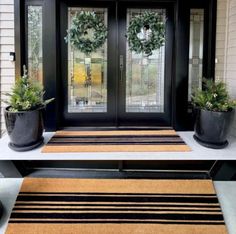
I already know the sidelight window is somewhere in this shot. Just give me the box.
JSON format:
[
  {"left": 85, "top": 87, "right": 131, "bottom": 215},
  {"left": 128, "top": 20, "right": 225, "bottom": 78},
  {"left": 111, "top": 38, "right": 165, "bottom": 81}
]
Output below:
[
  {"left": 188, "top": 9, "right": 204, "bottom": 101},
  {"left": 27, "top": 5, "right": 43, "bottom": 82}
]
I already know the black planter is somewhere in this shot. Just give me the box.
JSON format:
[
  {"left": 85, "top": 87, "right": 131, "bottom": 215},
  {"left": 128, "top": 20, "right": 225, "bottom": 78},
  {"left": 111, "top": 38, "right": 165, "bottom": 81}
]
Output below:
[
  {"left": 4, "top": 106, "right": 45, "bottom": 151},
  {"left": 194, "top": 108, "right": 235, "bottom": 149}
]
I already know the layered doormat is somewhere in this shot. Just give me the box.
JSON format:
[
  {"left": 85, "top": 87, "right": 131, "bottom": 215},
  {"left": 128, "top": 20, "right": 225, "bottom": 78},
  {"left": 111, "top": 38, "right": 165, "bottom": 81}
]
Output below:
[
  {"left": 42, "top": 130, "right": 191, "bottom": 153},
  {"left": 6, "top": 178, "right": 227, "bottom": 234}
]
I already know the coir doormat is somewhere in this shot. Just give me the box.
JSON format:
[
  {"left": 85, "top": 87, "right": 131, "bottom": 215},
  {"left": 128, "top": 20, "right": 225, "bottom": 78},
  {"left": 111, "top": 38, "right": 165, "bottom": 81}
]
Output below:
[
  {"left": 6, "top": 178, "right": 227, "bottom": 234},
  {"left": 42, "top": 130, "right": 191, "bottom": 153}
]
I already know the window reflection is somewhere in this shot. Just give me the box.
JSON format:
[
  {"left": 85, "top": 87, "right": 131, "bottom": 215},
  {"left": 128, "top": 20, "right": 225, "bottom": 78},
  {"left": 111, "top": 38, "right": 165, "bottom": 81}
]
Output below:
[
  {"left": 68, "top": 8, "right": 108, "bottom": 113},
  {"left": 188, "top": 9, "right": 204, "bottom": 101},
  {"left": 27, "top": 6, "right": 43, "bottom": 82},
  {"left": 126, "top": 9, "right": 166, "bottom": 113}
]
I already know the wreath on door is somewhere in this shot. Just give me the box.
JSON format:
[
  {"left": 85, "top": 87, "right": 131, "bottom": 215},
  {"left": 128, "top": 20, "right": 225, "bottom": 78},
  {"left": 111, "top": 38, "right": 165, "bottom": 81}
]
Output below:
[
  {"left": 126, "top": 11, "right": 166, "bottom": 56},
  {"left": 65, "top": 11, "right": 108, "bottom": 55}
]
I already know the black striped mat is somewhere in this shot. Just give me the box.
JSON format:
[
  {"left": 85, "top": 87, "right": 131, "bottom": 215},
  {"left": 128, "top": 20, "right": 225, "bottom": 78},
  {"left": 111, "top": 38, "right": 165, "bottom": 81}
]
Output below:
[
  {"left": 6, "top": 179, "right": 227, "bottom": 234},
  {"left": 42, "top": 130, "right": 191, "bottom": 152}
]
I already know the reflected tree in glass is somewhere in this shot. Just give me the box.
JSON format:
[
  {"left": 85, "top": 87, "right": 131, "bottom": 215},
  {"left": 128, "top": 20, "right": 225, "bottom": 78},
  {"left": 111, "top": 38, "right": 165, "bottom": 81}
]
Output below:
[
  {"left": 126, "top": 9, "right": 166, "bottom": 113},
  {"left": 67, "top": 8, "right": 108, "bottom": 113},
  {"left": 188, "top": 9, "right": 204, "bottom": 101},
  {"left": 28, "top": 6, "right": 43, "bottom": 82}
]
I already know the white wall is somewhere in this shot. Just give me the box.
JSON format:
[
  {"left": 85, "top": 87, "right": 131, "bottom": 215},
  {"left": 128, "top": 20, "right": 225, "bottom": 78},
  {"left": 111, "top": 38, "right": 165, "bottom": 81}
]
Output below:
[
  {"left": 215, "top": 0, "right": 236, "bottom": 136},
  {"left": 215, "top": 0, "right": 228, "bottom": 82},
  {"left": 0, "top": 0, "right": 15, "bottom": 135},
  {"left": 225, "top": 0, "right": 236, "bottom": 136}
]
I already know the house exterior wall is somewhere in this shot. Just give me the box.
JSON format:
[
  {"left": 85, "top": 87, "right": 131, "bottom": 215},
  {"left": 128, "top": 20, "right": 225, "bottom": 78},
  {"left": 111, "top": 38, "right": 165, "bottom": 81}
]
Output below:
[
  {"left": 0, "top": 0, "right": 15, "bottom": 136},
  {"left": 215, "top": 0, "right": 228, "bottom": 82},
  {"left": 216, "top": 0, "right": 236, "bottom": 136},
  {"left": 225, "top": 0, "right": 236, "bottom": 136},
  {"left": 0, "top": 0, "right": 235, "bottom": 135}
]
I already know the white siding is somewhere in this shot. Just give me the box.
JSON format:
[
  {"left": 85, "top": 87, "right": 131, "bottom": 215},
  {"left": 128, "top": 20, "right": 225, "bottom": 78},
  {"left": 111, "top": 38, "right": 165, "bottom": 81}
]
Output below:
[
  {"left": 225, "top": 0, "right": 236, "bottom": 136},
  {"left": 215, "top": 0, "right": 228, "bottom": 81},
  {"left": 0, "top": 0, "right": 15, "bottom": 135}
]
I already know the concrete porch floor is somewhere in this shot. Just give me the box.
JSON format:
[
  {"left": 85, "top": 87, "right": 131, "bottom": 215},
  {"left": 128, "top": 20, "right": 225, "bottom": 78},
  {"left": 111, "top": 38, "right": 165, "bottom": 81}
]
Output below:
[
  {"left": 0, "top": 179, "right": 235, "bottom": 234},
  {"left": 0, "top": 131, "right": 236, "bottom": 233},
  {"left": 0, "top": 132, "right": 236, "bottom": 160}
]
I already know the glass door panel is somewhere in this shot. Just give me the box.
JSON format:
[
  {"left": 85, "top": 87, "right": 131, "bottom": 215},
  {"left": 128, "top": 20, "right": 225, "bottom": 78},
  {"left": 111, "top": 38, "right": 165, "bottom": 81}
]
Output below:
[
  {"left": 60, "top": 1, "right": 117, "bottom": 127},
  {"left": 67, "top": 8, "right": 108, "bottom": 113},
  {"left": 126, "top": 9, "right": 166, "bottom": 113},
  {"left": 118, "top": 3, "right": 173, "bottom": 126}
]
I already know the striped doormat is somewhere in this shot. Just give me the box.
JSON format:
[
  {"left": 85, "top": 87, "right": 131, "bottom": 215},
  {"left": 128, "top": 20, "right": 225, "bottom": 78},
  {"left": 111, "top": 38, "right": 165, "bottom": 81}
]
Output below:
[
  {"left": 42, "top": 130, "right": 191, "bottom": 153},
  {"left": 6, "top": 178, "right": 227, "bottom": 234}
]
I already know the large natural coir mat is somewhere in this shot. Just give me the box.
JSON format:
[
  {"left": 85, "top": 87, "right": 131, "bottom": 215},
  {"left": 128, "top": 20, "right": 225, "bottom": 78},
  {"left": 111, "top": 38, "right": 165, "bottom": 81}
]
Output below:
[
  {"left": 42, "top": 130, "right": 191, "bottom": 153},
  {"left": 6, "top": 178, "right": 227, "bottom": 234}
]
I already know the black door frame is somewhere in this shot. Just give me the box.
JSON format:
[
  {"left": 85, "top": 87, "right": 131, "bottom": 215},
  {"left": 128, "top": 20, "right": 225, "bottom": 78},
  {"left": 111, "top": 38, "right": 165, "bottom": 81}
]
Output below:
[
  {"left": 60, "top": 0, "right": 118, "bottom": 127},
  {"left": 60, "top": 1, "right": 174, "bottom": 127},
  {"left": 174, "top": 0, "right": 217, "bottom": 130},
  {"left": 14, "top": 0, "right": 217, "bottom": 131}
]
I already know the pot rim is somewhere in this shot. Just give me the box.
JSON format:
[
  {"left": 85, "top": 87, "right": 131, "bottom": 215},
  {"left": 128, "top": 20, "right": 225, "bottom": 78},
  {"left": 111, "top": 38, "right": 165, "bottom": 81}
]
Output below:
[
  {"left": 194, "top": 107, "right": 235, "bottom": 114},
  {"left": 4, "top": 105, "right": 45, "bottom": 113}
]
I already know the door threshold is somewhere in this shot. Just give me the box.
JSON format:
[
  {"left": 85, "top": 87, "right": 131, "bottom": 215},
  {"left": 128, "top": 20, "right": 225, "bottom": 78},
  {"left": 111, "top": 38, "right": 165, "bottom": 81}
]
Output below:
[
  {"left": 27, "top": 169, "right": 210, "bottom": 180},
  {"left": 60, "top": 126, "right": 173, "bottom": 131}
]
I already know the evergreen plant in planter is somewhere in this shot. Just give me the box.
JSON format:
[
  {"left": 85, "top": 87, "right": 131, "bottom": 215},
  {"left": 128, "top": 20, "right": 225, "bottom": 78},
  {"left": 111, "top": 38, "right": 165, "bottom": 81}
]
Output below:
[
  {"left": 192, "top": 79, "right": 236, "bottom": 149},
  {"left": 3, "top": 66, "right": 54, "bottom": 151}
]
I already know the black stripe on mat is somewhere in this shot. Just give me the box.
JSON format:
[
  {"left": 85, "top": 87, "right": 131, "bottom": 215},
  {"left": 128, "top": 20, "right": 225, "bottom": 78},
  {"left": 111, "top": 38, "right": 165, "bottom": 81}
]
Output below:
[
  {"left": 52, "top": 135, "right": 181, "bottom": 139},
  {"left": 14, "top": 203, "right": 221, "bottom": 208},
  {"left": 8, "top": 220, "right": 225, "bottom": 225},
  {"left": 46, "top": 141, "right": 186, "bottom": 145},
  {"left": 10, "top": 212, "right": 224, "bottom": 221},
  {"left": 16, "top": 196, "right": 219, "bottom": 203},
  {"left": 50, "top": 138, "right": 183, "bottom": 143},
  {"left": 12, "top": 208, "right": 222, "bottom": 212},
  {"left": 18, "top": 192, "right": 217, "bottom": 196}
]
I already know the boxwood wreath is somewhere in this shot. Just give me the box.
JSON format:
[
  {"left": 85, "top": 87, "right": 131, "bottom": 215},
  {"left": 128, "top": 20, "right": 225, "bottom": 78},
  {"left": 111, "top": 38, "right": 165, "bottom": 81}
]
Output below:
[
  {"left": 65, "top": 11, "right": 108, "bottom": 55},
  {"left": 127, "top": 11, "right": 166, "bottom": 56}
]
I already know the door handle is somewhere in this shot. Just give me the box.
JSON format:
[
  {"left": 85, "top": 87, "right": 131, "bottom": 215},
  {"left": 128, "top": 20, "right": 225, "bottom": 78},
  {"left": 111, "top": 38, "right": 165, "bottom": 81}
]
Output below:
[{"left": 119, "top": 55, "right": 124, "bottom": 82}]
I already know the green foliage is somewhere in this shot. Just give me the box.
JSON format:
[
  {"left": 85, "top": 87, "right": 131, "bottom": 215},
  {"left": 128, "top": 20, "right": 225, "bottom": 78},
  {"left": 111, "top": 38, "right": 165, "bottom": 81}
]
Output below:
[
  {"left": 192, "top": 79, "right": 236, "bottom": 112},
  {"left": 126, "top": 11, "right": 165, "bottom": 56},
  {"left": 3, "top": 66, "right": 54, "bottom": 112},
  {"left": 65, "top": 11, "right": 108, "bottom": 55}
]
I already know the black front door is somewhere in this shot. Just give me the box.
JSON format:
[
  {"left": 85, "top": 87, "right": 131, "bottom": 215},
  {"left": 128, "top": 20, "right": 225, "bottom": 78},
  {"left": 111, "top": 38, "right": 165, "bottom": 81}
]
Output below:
[{"left": 60, "top": 1, "right": 174, "bottom": 127}]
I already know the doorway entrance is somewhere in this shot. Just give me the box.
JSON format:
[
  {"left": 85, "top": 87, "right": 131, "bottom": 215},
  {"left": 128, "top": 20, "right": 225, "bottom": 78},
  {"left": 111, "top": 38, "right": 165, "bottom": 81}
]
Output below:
[
  {"left": 60, "top": 1, "right": 174, "bottom": 127},
  {"left": 15, "top": 0, "right": 217, "bottom": 131}
]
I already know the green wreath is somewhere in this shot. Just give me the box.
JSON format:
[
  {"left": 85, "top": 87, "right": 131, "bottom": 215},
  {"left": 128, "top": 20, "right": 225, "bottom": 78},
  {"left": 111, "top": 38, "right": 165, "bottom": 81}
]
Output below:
[
  {"left": 127, "top": 11, "right": 165, "bottom": 56},
  {"left": 65, "top": 11, "right": 108, "bottom": 55}
]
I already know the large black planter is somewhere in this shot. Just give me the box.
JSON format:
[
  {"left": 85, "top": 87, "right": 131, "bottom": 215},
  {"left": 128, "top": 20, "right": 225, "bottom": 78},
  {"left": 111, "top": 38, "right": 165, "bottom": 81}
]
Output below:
[
  {"left": 194, "top": 108, "right": 235, "bottom": 149},
  {"left": 4, "top": 106, "right": 45, "bottom": 151}
]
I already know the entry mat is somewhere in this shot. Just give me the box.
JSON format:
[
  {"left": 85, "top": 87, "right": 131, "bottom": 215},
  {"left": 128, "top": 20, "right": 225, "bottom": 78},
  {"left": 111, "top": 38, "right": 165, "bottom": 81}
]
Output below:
[
  {"left": 6, "top": 178, "right": 227, "bottom": 234},
  {"left": 42, "top": 130, "right": 191, "bottom": 153}
]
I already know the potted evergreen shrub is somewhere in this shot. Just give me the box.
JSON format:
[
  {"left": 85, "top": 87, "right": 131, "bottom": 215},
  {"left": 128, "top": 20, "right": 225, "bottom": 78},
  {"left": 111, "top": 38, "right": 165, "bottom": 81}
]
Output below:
[
  {"left": 3, "top": 66, "right": 54, "bottom": 151},
  {"left": 192, "top": 79, "right": 236, "bottom": 149}
]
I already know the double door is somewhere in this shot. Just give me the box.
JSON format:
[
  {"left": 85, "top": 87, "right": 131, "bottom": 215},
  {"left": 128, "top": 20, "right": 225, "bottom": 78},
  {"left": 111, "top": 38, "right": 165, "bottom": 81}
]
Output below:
[{"left": 60, "top": 1, "right": 174, "bottom": 127}]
